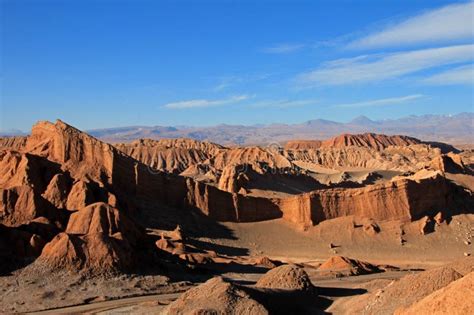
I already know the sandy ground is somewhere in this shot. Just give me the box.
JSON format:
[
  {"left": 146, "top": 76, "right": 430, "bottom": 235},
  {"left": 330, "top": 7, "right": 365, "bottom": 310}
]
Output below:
[
  {"left": 23, "top": 270, "right": 417, "bottom": 314},
  {"left": 207, "top": 214, "right": 473, "bottom": 266},
  {"left": 24, "top": 264, "right": 472, "bottom": 314},
  {"left": 3, "top": 213, "right": 471, "bottom": 314}
]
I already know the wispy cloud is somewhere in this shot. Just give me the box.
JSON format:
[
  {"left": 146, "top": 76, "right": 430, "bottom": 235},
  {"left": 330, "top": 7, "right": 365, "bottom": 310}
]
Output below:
[
  {"left": 349, "top": 2, "right": 474, "bottom": 49},
  {"left": 212, "top": 73, "right": 272, "bottom": 91},
  {"left": 422, "top": 64, "right": 474, "bottom": 85},
  {"left": 262, "top": 43, "right": 305, "bottom": 54},
  {"left": 249, "top": 99, "right": 318, "bottom": 108},
  {"left": 333, "top": 94, "right": 424, "bottom": 108},
  {"left": 163, "top": 95, "right": 250, "bottom": 109},
  {"left": 297, "top": 44, "right": 474, "bottom": 86},
  {"left": 213, "top": 77, "right": 239, "bottom": 92}
]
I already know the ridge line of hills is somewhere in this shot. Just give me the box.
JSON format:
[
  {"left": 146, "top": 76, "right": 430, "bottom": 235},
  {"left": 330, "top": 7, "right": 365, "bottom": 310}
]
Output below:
[
  {"left": 2, "top": 113, "right": 472, "bottom": 145},
  {"left": 89, "top": 112, "right": 474, "bottom": 145},
  {"left": 1, "top": 118, "right": 473, "bottom": 313}
]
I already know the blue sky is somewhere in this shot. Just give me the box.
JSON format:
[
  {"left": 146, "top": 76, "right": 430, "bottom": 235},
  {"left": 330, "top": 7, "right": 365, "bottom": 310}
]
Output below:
[{"left": 1, "top": 0, "right": 473, "bottom": 131}]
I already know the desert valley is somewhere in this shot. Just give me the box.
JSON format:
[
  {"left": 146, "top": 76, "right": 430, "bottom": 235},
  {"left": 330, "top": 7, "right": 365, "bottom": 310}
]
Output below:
[
  {"left": 2, "top": 1, "right": 474, "bottom": 313},
  {"left": 0, "top": 119, "right": 472, "bottom": 314}
]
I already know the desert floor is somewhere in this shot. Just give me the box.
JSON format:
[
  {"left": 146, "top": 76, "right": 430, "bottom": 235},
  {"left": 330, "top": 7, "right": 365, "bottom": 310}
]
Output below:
[{"left": 3, "top": 213, "right": 471, "bottom": 314}]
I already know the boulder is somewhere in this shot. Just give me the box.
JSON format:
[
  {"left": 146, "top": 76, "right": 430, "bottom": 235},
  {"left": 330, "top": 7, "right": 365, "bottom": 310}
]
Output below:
[
  {"left": 164, "top": 277, "right": 268, "bottom": 315},
  {"left": 256, "top": 264, "right": 315, "bottom": 292},
  {"left": 317, "top": 256, "right": 381, "bottom": 276}
]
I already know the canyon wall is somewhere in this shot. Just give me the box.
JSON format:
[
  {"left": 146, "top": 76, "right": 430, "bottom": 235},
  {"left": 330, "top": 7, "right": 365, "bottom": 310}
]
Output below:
[
  {"left": 1, "top": 120, "right": 471, "bottom": 231},
  {"left": 278, "top": 174, "right": 457, "bottom": 226}
]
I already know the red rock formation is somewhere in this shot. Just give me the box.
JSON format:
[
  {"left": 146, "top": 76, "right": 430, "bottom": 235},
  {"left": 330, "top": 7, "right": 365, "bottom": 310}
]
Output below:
[
  {"left": 25, "top": 120, "right": 120, "bottom": 182},
  {"left": 253, "top": 256, "right": 282, "bottom": 269},
  {"left": 1, "top": 119, "right": 472, "bottom": 275},
  {"left": 0, "top": 150, "right": 50, "bottom": 190},
  {"left": 131, "top": 138, "right": 224, "bottom": 153},
  {"left": 428, "top": 153, "right": 468, "bottom": 173},
  {"left": 285, "top": 140, "right": 322, "bottom": 150},
  {"left": 111, "top": 129, "right": 452, "bottom": 198},
  {"left": 285, "top": 133, "right": 421, "bottom": 151},
  {"left": 0, "top": 185, "right": 52, "bottom": 226},
  {"left": 65, "top": 202, "right": 143, "bottom": 242},
  {"left": 39, "top": 202, "right": 144, "bottom": 272},
  {"left": 396, "top": 271, "right": 474, "bottom": 315},
  {"left": 2, "top": 120, "right": 471, "bottom": 231},
  {"left": 284, "top": 145, "right": 441, "bottom": 171},
  {"left": 184, "top": 178, "right": 282, "bottom": 222},
  {"left": 42, "top": 173, "right": 71, "bottom": 209},
  {"left": 213, "top": 147, "right": 292, "bottom": 171},
  {"left": 363, "top": 266, "right": 464, "bottom": 314},
  {"left": 217, "top": 164, "right": 250, "bottom": 192},
  {"left": 0, "top": 136, "right": 27, "bottom": 151},
  {"left": 66, "top": 180, "right": 95, "bottom": 211},
  {"left": 116, "top": 140, "right": 212, "bottom": 174},
  {"left": 256, "top": 264, "right": 315, "bottom": 292},
  {"left": 164, "top": 277, "right": 268, "bottom": 315},
  {"left": 278, "top": 171, "right": 461, "bottom": 226},
  {"left": 321, "top": 133, "right": 421, "bottom": 150},
  {"left": 317, "top": 256, "right": 381, "bottom": 276}
]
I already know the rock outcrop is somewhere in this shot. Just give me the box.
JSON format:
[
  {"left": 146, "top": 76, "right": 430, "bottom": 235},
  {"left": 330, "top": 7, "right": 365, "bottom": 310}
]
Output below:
[
  {"left": 285, "top": 144, "right": 441, "bottom": 171},
  {"left": 281, "top": 169, "right": 473, "bottom": 226},
  {"left": 1, "top": 119, "right": 473, "bottom": 276},
  {"left": 363, "top": 266, "right": 463, "bottom": 314},
  {"left": 285, "top": 134, "right": 421, "bottom": 151},
  {"left": 39, "top": 202, "right": 144, "bottom": 273},
  {"left": 317, "top": 256, "right": 381, "bottom": 276},
  {"left": 119, "top": 134, "right": 441, "bottom": 178},
  {"left": 0, "top": 136, "right": 28, "bottom": 151},
  {"left": 116, "top": 139, "right": 215, "bottom": 174},
  {"left": 321, "top": 133, "right": 421, "bottom": 150},
  {"left": 3, "top": 120, "right": 470, "bottom": 231},
  {"left": 285, "top": 140, "right": 322, "bottom": 150},
  {"left": 163, "top": 277, "right": 268, "bottom": 315},
  {"left": 428, "top": 153, "right": 468, "bottom": 174},
  {"left": 395, "top": 272, "right": 474, "bottom": 315},
  {"left": 256, "top": 264, "right": 315, "bottom": 292}
]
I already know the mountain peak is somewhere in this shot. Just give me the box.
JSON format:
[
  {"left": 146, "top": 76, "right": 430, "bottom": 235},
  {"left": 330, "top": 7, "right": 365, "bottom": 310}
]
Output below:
[
  {"left": 304, "top": 118, "right": 341, "bottom": 126},
  {"left": 349, "top": 115, "right": 377, "bottom": 125}
]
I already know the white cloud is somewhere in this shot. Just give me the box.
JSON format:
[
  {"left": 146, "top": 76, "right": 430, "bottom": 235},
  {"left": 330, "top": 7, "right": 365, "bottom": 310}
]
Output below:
[
  {"left": 212, "top": 73, "right": 272, "bottom": 91},
  {"left": 298, "top": 44, "right": 474, "bottom": 86},
  {"left": 334, "top": 94, "right": 424, "bottom": 108},
  {"left": 249, "top": 99, "right": 318, "bottom": 108},
  {"left": 213, "top": 80, "right": 235, "bottom": 92},
  {"left": 349, "top": 2, "right": 474, "bottom": 49},
  {"left": 163, "top": 95, "right": 250, "bottom": 109},
  {"left": 422, "top": 64, "right": 474, "bottom": 85},
  {"left": 262, "top": 43, "right": 305, "bottom": 54}
]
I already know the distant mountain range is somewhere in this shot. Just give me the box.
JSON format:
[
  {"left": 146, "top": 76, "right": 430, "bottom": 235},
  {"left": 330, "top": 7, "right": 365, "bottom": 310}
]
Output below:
[
  {"left": 88, "top": 113, "right": 474, "bottom": 145},
  {"left": 2, "top": 113, "right": 473, "bottom": 145}
]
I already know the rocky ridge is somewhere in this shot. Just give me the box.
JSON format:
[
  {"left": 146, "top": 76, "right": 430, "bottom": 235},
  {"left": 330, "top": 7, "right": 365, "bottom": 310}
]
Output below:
[{"left": 0, "top": 120, "right": 472, "bottom": 274}]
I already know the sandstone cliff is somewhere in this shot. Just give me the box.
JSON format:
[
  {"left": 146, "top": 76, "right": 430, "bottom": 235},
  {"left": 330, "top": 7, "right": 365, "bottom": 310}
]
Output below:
[
  {"left": 1, "top": 119, "right": 472, "bottom": 274},
  {"left": 278, "top": 170, "right": 471, "bottom": 226}
]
